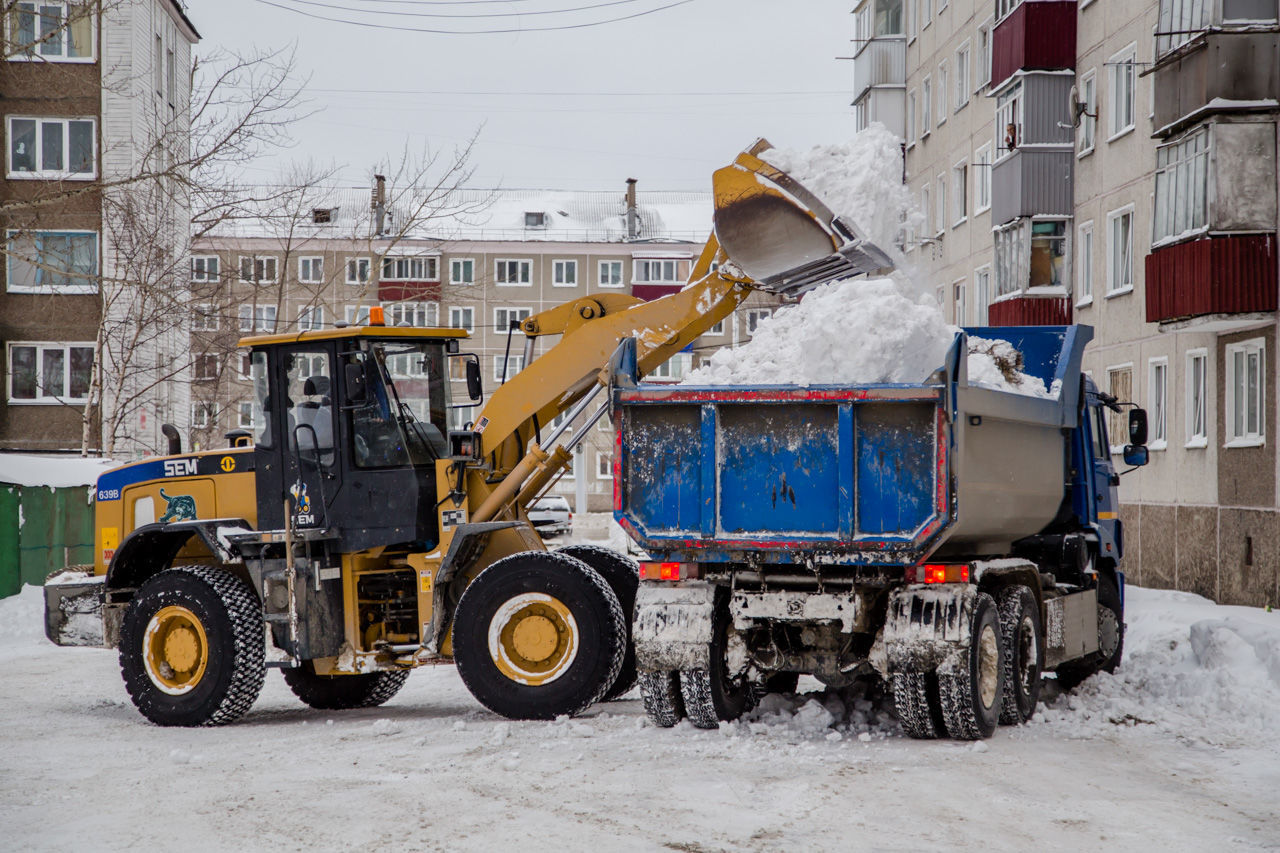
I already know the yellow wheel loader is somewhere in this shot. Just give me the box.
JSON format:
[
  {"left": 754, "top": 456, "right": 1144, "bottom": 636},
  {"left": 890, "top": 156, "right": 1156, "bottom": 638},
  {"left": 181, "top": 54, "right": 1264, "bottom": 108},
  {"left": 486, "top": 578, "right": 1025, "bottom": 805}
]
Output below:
[{"left": 43, "top": 140, "right": 892, "bottom": 726}]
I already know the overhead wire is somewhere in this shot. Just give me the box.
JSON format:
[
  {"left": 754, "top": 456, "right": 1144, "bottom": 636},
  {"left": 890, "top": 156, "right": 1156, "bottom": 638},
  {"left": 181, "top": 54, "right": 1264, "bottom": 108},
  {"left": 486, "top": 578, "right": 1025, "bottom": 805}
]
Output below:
[
  {"left": 266, "top": 0, "right": 660, "bottom": 18},
  {"left": 252, "top": 0, "right": 696, "bottom": 33}
]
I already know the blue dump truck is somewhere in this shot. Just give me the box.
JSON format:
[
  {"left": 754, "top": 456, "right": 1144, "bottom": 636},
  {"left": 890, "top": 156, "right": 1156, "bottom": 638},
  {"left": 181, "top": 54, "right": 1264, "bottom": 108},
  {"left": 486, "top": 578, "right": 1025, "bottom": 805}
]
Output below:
[{"left": 612, "top": 324, "right": 1150, "bottom": 740}]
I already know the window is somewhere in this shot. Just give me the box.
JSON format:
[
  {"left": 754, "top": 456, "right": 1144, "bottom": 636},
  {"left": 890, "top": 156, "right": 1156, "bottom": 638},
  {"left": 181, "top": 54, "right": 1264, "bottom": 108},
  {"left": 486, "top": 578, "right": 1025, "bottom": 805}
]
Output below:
[
  {"left": 1106, "top": 206, "right": 1135, "bottom": 295},
  {"left": 937, "top": 62, "right": 948, "bottom": 125},
  {"left": 239, "top": 304, "right": 277, "bottom": 333},
  {"left": 191, "top": 402, "right": 214, "bottom": 429},
  {"left": 974, "top": 144, "right": 992, "bottom": 214},
  {"left": 238, "top": 352, "right": 253, "bottom": 381},
  {"left": 707, "top": 319, "right": 725, "bottom": 336},
  {"left": 6, "top": 342, "right": 93, "bottom": 403},
  {"left": 524, "top": 212, "right": 546, "bottom": 228},
  {"left": 995, "top": 220, "right": 1070, "bottom": 296},
  {"left": 553, "top": 259, "right": 578, "bottom": 287},
  {"left": 9, "top": 2, "right": 95, "bottom": 60},
  {"left": 906, "top": 90, "right": 917, "bottom": 145},
  {"left": 1157, "top": 0, "right": 1211, "bottom": 57},
  {"left": 239, "top": 256, "right": 278, "bottom": 284},
  {"left": 494, "top": 307, "right": 532, "bottom": 333},
  {"left": 1107, "top": 366, "right": 1133, "bottom": 452},
  {"left": 598, "top": 260, "right": 624, "bottom": 288},
  {"left": 1077, "top": 221, "right": 1094, "bottom": 305},
  {"left": 908, "top": 0, "right": 918, "bottom": 40},
  {"left": 745, "top": 309, "right": 772, "bottom": 336},
  {"left": 153, "top": 33, "right": 162, "bottom": 96},
  {"left": 649, "top": 353, "right": 693, "bottom": 381},
  {"left": 922, "top": 0, "right": 931, "bottom": 26},
  {"left": 953, "top": 280, "right": 967, "bottom": 325},
  {"left": 952, "top": 162, "right": 967, "bottom": 226},
  {"left": 921, "top": 76, "right": 932, "bottom": 136},
  {"left": 7, "top": 116, "right": 94, "bottom": 178},
  {"left": 996, "top": 0, "right": 1021, "bottom": 21},
  {"left": 5, "top": 230, "right": 97, "bottom": 293},
  {"left": 494, "top": 353, "right": 526, "bottom": 382},
  {"left": 298, "top": 257, "right": 324, "bottom": 284},
  {"left": 449, "top": 406, "right": 476, "bottom": 431},
  {"left": 384, "top": 301, "right": 438, "bottom": 327},
  {"left": 345, "top": 305, "right": 371, "bottom": 326},
  {"left": 955, "top": 43, "right": 970, "bottom": 111},
  {"left": 596, "top": 451, "right": 613, "bottom": 479},
  {"left": 191, "top": 304, "right": 219, "bottom": 332},
  {"left": 238, "top": 402, "right": 255, "bottom": 429},
  {"left": 192, "top": 256, "right": 220, "bottom": 283},
  {"left": 381, "top": 255, "right": 439, "bottom": 281},
  {"left": 973, "top": 266, "right": 991, "bottom": 325},
  {"left": 311, "top": 208, "right": 334, "bottom": 225},
  {"left": 996, "top": 83, "right": 1022, "bottom": 156},
  {"left": 345, "top": 257, "right": 370, "bottom": 285},
  {"left": 1148, "top": 358, "right": 1168, "bottom": 450},
  {"left": 1186, "top": 349, "right": 1207, "bottom": 447},
  {"left": 1226, "top": 338, "right": 1265, "bottom": 447},
  {"left": 1078, "top": 71, "right": 1097, "bottom": 155},
  {"left": 495, "top": 259, "right": 532, "bottom": 286},
  {"left": 856, "top": 5, "right": 872, "bottom": 42},
  {"left": 633, "top": 258, "right": 686, "bottom": 284},
  {"left": 298, "top": 305, "right": 324, "bottom": 331},
  {"left": 1153, "top": 126, "right": 1209, "bottom": 246},
  {"left": 450, "top": 258, "right": 475, "bottom": 285},
  {"left": 920, "top": 185, "right": 931, "bottom": 238},
  {"left": 449, "top": 306, "right": 474, "bottom": 332},
  {"left": 195, "top": 354, "right": 219, "bottom": 381},
  {"left": 976, "top": 20, "right": 992, "bottom": 88},
  {"left": 935, "top": 175, "right": 946, "bottom": 235},
  {"left": 1108, "top": 46, "right": 1137, "bottom": 139},
  {"left": 854, "top": 100, "right": 868, "bottom": 133}
]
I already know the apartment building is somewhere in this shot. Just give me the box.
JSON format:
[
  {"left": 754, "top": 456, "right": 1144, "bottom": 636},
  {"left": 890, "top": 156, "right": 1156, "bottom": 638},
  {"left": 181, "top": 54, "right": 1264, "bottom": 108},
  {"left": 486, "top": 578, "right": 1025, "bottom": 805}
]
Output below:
[
  {"left": 189, "top": 183, "right": 779, "bottom": 510},
  {"left": 855, "top": 0, "right": 1280, "bottom": 605},
  {"left": 1, "top": 0, "right": 198, "bottom": 457}
]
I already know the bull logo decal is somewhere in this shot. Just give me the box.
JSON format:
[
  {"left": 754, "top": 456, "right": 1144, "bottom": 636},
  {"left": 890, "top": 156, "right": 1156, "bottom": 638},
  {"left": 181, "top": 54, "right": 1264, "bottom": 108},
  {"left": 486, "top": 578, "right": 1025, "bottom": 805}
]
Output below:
[
  {"left": 158, "top": 489, "right": 197, "bottom": 523},
  {"left": 290, "top": 481, "right": 311, "bottom": 515}
]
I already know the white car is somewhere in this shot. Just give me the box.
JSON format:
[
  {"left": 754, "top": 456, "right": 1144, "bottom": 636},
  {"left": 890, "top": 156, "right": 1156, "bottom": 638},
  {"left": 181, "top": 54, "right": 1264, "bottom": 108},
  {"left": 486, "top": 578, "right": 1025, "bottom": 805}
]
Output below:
[{"left": 527, "top": 495, "right": 572, "bottom": 537}]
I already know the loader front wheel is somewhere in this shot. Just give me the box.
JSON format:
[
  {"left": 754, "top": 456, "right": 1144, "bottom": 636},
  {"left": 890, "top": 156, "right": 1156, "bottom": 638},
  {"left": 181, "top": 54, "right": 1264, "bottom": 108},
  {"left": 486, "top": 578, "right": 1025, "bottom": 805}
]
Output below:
[
  {"left": 938, "top": 592, "right": 1004, "bottom": 740},
  {"left": 639, "top": 670, "right": 685, "bottom": 727},
  {"left": 558, "top": 544, "right": 639, "bottom": 700},
  {"left": 119, "top": 565, "right": 265, "bottom": 727},
  {"left": 453, "top": 551, "right": 626, "bottom": 720},
  {"left": 680, "top": 597, "right": 756, "bottom": 729},
  {"left": 283, "top": 662, "right": 410, "bottom": 710}
]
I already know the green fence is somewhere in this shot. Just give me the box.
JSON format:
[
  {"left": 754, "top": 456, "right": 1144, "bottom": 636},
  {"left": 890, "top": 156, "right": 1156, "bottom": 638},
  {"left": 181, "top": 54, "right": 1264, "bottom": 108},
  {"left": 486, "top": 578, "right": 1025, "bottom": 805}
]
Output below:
[{"left": 0, "top": 484, "right": 95, "bottom": 598}]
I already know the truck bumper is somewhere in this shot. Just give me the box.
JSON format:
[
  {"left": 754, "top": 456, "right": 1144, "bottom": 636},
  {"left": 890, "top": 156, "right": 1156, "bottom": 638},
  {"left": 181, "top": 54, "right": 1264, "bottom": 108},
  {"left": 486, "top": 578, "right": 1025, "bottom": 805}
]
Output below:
[
  {"left": 44, "top": 570, "right": 113, "bottom": 648},
  {"left": 633, "top": 582, "right": 716, "bottom": 671}
]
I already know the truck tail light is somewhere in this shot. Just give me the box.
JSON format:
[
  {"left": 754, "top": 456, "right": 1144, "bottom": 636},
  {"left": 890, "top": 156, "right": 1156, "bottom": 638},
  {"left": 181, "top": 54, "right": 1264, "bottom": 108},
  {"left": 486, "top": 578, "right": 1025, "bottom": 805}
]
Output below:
[
  {"left": 909, "top": 563, "right": 970, "bottom": 584},
  {"left": 639, "top": 561, "right": 699, "bottom": 581}
]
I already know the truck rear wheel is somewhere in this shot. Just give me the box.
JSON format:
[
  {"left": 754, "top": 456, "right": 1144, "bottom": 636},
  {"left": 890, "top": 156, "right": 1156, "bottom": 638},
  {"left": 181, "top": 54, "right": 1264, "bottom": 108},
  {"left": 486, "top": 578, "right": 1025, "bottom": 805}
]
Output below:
[
  {"left": 453, "top": 551, "right": 626, "bottom": 720},
  {"left": 283, "top": 662, "right": 410, "bottom": 710},
  {"left": 558, "top": 544, "right": 638, "bottom": 701},
  {"left": 639, "top": 670, "right": 685, "bottom": 727},
  {"left": 892, "top": 671, "right": 944, "bottom": 739},
  {"left": 118, "top": 565, "right": 265, "bottom": 727},
  {"left": 997, "top": 585, "right": 1043, "bottom": 725},
  {"left": 679, "top": 598, "right": 756, "bottom": 729},
  {"left": 1055, "top": 571, "right": 1124, "bottom": 690},
  {"left": 938, "top": 592, "right": 1003, "bottom": 740}
]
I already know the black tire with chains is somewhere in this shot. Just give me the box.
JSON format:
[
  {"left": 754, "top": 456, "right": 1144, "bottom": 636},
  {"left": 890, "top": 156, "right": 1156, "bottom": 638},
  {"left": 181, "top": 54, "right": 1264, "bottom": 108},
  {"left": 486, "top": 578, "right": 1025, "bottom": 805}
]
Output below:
[
  {"left": 557, "top": 544, "right": 639, "bottom": 701},
  {"left": 452, "top": 551, "right": 626, "bottom": 720},
  {"left": 283, "top": 662, "right": 410, "bottom": 710},
  {"left": 892, "top": 670, "right": 942, "bottom": 739},
  {"left": 638, "top": 670, "right": 685, "bottom": 727},
  {"left": 997, "top": 585, "right": 1043, "bottom": 725},
  {"left": 679, "top": 592, "right": 757, "bottom": 729},
  {"left": 938, "top": 592, "right": 1003, "bottom": 740},
  {"left": 118, "top": 565, "right": 265, "bottom": 727}
]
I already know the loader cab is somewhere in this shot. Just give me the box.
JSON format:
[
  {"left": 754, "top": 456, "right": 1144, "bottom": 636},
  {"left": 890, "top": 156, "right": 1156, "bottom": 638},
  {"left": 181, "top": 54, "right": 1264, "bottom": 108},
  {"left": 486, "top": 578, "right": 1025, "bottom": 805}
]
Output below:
[{"left": 246, "top": 328, "right": 468, "bottom": 553}]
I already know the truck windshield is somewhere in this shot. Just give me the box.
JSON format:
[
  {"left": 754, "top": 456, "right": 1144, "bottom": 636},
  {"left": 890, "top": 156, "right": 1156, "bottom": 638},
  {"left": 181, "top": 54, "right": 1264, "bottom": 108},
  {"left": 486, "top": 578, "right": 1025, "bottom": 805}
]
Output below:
[{"left": 350, "top": 341, "right": 449, "bottom": 469}]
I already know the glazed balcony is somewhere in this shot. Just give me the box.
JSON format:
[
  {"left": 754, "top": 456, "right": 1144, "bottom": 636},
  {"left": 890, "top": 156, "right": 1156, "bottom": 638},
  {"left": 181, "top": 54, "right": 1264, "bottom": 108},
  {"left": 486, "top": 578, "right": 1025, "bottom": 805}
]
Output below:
[
  {"left": 1145, "top": 234, "right": 1277, "bottom": 328},
  {"left": 990, "top": 0, "right": 1077, "bottom": 90},
  {"left": 853, "top": 37, "right": 906, "bottom": 103}
]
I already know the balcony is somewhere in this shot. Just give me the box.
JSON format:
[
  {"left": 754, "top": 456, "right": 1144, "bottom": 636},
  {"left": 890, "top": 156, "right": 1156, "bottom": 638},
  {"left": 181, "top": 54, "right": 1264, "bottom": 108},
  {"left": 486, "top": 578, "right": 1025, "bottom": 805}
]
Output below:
[
  {"left": 853, "top": 37, "right": 906, "bottom": 103},
  {"left": 990, "top": 148, "right": 1074, "bottom": 226},
  {"left": 990, "top": 0, "right": 1077, "bottom": 90},
  {"left": 631, "top": 284, "right": 682, "bottom": 302},
  {"left": 1151, "top": 32, "right": 1280, "bottom": 136},
  {"left": 988, "top": 293, "right": 1072, "bottom": 326},
  {"left": 1145, "top": 234, "right": 1277, "bottom": 327}
]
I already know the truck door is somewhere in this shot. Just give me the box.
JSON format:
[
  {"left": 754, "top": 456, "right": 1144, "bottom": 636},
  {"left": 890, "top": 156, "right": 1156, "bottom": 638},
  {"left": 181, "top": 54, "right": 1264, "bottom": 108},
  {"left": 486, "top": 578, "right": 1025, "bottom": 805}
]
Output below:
[{"left": 1085, "top": 392, "right": 1122, "bottom": 557}]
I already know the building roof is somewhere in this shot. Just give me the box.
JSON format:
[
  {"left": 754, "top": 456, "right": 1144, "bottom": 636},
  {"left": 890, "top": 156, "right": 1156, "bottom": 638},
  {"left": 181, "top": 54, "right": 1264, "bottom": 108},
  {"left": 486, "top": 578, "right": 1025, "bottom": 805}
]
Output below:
[{"left": 199, "top": 186, "right": 712, "bottom": 245}]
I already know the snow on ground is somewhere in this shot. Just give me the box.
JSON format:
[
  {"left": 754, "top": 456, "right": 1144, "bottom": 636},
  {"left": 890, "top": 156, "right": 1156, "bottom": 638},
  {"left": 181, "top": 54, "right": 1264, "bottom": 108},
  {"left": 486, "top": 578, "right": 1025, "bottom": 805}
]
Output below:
[
  {"left": 2, "top": 534, "right": 1278, "bottom": 851},
  {"left": 0, "top": 452, "right": 116, "bottom": 488}
]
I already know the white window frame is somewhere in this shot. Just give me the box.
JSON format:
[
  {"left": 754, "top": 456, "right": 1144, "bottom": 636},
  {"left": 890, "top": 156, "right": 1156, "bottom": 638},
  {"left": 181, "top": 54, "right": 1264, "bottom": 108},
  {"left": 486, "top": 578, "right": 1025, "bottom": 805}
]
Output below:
[
  {"left": 191, "top": 401, "right": 214, "bottom": 430},
  {"left": 973, "top": 144, "right": 992, "bottom": 215},
  {"left": 906, "top": 89, "right": 917, "bottom": 147},
  {"left": 1106, "top": 364, "right": 1134, "bottom": 454},
  {"left": 745, "top": 308, "right": 772, "bottom": 336},
  {"left": 494, "top": 353, "right": 526, "bottom": 382},
  {"left": 951, "top": 160, "right": 968, "bottom": 227},
  {"left": 552, "top": 259, "right": 578, "bottom": 288},
  {"left": 191, "top": 304, "right": 219, "bottom": 332},
  {"left": 954, "top": 41, "right": 971, "bottom": 112},
  {"left": 494, "top": 307, "right": 532, "bottom": 334},
  {"left": 380, "top": 255, "right": 440, "bottom": 282},
  {"left": 1185, "top": 348, "right": 1208, "bottom": 448},
  {"left": 1076, "top": 221, "right": 1094, "bottom": 306},
  {"left": 1105, "top": 205, "right": 1136, "bottom": 297},
  {"left": 5, "top": 228, "right": 98, "bottom": 294},
  {"left": 450, "top": 257, "right": 475, "bottom": 285},
  {"left": 297, "top": 305, "right": 324, "bottom": 332},
  {"left": 5, "top": 341, "right": 94, "bottom": 404},
  {"left": 238, "top": 402, "right": 255, "bottom": 429},
  {"left": 239, "top": 304, "right": 277, "bottom": 333},
  {"left": 996, "top": 0, "right": 1023, "bottom": 23},
  {"left": 707, "top": 319, "right": 725, "bottom": 336},
  {"left": 495, "top": 258, "right": 532, "bottom": 286},
  {"left": 598, "top": 259, "right": 624, "bottom": 288},
  {"left": 191, "top": 255, "right": 220, "bottom": 283},
  {"left": 996, "top": 82, "right": 1023, "bottom": 158},
  {"left": 7, "top": 1, "right": 97, "bottom": 62},
  {"left": 1107, "top": 44, "right": 1137, "bottom": 141},
  {"left": 1225, "top": 338, "right": 1265, "bottom": 448},
  {"left": 1077, "top": 70, "right": 1097, "bottom": 157},
  {"left": 921, "top": 76, "right": 932, "bottom": 137},
  {"left": 632, "top": 258, "right": 685, "bottom": 285},
  {"left": 194, "top": 353, "right": 219, "bottom": 382},
  {"left": 936, "top": 61, "right": 949, "bottom": 126},
  {"left": 1153, "top": 125, "right": 1210, "bottom": 247},
  {"left": 976, "top": 19, "right": 993, "bottom": 89},
  {"left": 920, "top": 185, "right": 931, "bottom": 239},
  {"left": 1157, "top": 0, "right": 1212, "bottom": 57},
  {"left": 383, "top": 301, "right": 438, "bottom": 328},
  {"left": 345, "top": 257, "right": 371, "bottom": 285},
  {"left": 1147, "top": 357, "right": 1169, "bottom": 451},
  {"left": 908, "top": 0, "right": 918, "bottom": 41},
  {"left": 596, "top": 451, "right": 613, "bottom": 480},
  {"left": 449, "top": 305, "right": 474, "bottom": 333},
  {"left": 953, "top": 279, "right": 967, "bottom": 325},
  {"left": 935, "top": 174, "right": 946, "bottom": 236},
  {"left": 240, "top": 256, "right": 279, "bottom": 284},
  {"left": 6, "top": 115, "right": 96, "bottom": 179},
  {"left": 298, "top": 256, "right": 324, "bottom": 284},
  {"left": 973, "top": 265, "right": 991, "bottom": 325},
  {"left": 345, "top": 305, "right": 371, "bottom": 326}
]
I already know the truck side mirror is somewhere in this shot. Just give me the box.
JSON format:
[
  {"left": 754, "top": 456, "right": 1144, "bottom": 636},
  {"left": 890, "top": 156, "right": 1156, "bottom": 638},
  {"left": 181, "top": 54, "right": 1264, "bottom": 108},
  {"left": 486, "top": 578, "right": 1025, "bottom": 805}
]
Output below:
[
  {"left": 1128, "top": 409, "right": 1148, "bottom": 446},
  {"left": 344, "top": 361, "right": 368, "bottom": 406},
  {"left": 1123, "top": 445, "right": 1149, "bottom": 467},
  {"left": 466, "top": 358, "right": 483, "bottom": 402}
]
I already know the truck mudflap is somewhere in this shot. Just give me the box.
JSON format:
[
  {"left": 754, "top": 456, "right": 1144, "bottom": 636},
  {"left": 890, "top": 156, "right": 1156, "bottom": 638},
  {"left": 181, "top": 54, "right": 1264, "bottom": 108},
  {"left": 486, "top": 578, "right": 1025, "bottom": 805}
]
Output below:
[
  {"left": 44, "top": 570, "right": 114, "bottom": 648},
  {"left": 633, "top": 581, "right": 716, "bottom": 671},
  {"left": 883, "top": 584, "right": 980, "bottom": 675}
]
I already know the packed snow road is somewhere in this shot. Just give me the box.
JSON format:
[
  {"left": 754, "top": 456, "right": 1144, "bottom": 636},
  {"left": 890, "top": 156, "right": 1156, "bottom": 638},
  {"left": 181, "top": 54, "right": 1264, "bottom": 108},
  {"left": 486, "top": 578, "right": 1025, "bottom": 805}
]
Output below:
[{"left": 2, "top": 580, "right": 1278, "bottom": 852}]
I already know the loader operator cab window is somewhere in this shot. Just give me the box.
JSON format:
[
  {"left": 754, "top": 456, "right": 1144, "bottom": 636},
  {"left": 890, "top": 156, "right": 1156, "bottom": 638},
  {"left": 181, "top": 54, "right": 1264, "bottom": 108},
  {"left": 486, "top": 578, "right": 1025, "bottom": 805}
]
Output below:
[
  {"left": 349, "top": 340, "right": 449, "bottom": 469},
  {"left": 285, "top": 350, "right": 335, "bottom": 468},
  {"left": 249, "top": 351, "right": 274, "bottom": 448}
]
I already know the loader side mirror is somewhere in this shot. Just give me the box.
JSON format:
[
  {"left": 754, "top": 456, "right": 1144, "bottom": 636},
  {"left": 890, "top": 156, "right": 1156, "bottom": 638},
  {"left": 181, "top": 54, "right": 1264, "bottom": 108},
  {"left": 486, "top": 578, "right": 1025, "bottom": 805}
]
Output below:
[
  {"left": 344, "top": 360, "right": 368, "bottom": 407},
  {"left": 1128, "top": 408, "right": 1148, "bottom": 446},
  {"left": 466, "top": 358, "right": 483, "bottom": 402}
]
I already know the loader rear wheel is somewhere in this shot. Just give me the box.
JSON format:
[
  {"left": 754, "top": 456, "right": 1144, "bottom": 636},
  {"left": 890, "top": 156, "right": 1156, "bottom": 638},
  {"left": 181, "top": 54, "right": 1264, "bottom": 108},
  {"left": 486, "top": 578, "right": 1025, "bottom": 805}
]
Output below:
[
  {"left": 558, "top": 544, "right": 638, "bottom": 701},
  {"left": 119, "top": 565, "right": 265, "bottom": 727},
  {"left": 938, "top": 592, "right": 1003, "bottom": 740},
  {"left": 997, "top": 585, "right": 1043, "bottom": 725},
  {"left": 282, "top": 662, "right": 410, "bottom": 710},
  {"left": 1055, "top": 571, "right": 1124, "bottom": 690},
  {"left": 892, "top": 671, "right": 944, "bottom": 739},
  {"left": 453, "top": 551, "right": 626, "bottom": 720},
  {"left": 680, "top": 597, "right": 756, "bottom": 729},
  {"left": 639, "top": 670, "right": 685, "bottom": 727}
]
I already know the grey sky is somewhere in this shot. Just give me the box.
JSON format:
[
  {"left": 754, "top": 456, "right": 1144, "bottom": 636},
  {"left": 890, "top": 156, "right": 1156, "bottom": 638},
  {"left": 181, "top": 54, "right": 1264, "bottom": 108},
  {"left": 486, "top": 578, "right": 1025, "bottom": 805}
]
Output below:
[{"left": 194, "top": 0, "right": 857, "bottom": 191}]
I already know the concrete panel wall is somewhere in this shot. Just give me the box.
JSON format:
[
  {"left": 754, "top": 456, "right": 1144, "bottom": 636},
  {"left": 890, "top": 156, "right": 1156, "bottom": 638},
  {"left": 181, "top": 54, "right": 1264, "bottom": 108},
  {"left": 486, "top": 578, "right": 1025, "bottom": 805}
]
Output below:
[
  {"left": 1217, "top": 327, "right": 1276, "bottom": 507},
  {"left": 1212, "top": 120, "right": 1278, "bottom": 232}
]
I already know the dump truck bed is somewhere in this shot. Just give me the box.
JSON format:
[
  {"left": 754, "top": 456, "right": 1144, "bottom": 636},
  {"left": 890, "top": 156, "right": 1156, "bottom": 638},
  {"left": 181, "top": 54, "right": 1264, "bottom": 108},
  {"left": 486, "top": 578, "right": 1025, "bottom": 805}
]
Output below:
[{"left": 612, "top": 325, "right": 1092, "bottom": 567}]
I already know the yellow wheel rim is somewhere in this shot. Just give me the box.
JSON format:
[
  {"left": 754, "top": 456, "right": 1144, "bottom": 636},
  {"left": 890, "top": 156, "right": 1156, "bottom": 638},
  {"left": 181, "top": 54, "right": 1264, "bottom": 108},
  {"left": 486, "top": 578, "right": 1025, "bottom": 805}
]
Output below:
[
  {"left": 143, "top": 605, "right": 209, "bottom": 695},
  {"left": 488, "top": 593, "right": 578, "bottom": 686}
]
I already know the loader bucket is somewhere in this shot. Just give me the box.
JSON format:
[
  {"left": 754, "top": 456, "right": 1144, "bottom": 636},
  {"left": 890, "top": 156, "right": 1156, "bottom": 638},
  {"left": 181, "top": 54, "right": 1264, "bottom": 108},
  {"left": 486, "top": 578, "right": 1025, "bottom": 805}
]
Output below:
[{"left": 712, "top": 139, "right": 894, "bottom": 296}]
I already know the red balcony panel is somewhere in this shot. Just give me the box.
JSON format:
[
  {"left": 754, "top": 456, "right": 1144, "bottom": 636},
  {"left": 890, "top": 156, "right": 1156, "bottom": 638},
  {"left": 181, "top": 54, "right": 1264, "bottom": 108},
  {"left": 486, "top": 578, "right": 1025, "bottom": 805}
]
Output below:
[
  {"left": 988, "top": 294, "right": 1072, "bottom": 326},
  {"left": 991, "top": 1, "right": 1078, "bottom": 90},
  {"left": 631, "top": 284, "right": 682, "bottom": 302},
  {"left": 379, "top": 282, "right": 441, "bottom": 302},
  {"left": 1145, "top": 234, "right": 1278, "bottom": 324}
]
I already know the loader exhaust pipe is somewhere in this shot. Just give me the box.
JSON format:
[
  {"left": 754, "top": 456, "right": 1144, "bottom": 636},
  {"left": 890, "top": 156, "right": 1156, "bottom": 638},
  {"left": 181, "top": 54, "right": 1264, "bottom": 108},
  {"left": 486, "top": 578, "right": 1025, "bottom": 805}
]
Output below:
[{"left": 161, "top": 423, "right": 182, "bottom": 455}]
